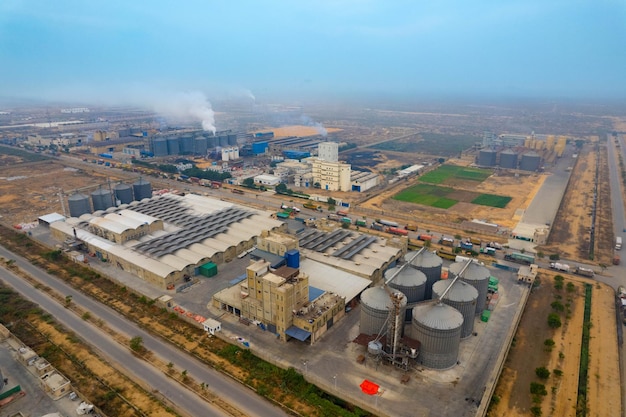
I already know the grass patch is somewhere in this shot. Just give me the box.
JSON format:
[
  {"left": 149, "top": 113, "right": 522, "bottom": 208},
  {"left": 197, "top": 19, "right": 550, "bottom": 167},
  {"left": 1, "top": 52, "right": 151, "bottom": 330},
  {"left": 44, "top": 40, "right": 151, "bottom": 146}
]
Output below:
[
  {"left": 419, "top": 164, "right": 491, "bottom": 184},
  {"left": 471, "top": 194, "right": 512, "bottom": 208},
  {"left": 394, "top": 183, "right": 458, "bottom": 208}
]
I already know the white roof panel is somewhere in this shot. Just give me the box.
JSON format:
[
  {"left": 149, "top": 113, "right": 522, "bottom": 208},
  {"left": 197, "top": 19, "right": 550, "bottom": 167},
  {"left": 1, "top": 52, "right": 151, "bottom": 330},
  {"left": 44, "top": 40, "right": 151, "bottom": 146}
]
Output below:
[{"left": 301, "top": 258, "right": 371, "bottom": 302}]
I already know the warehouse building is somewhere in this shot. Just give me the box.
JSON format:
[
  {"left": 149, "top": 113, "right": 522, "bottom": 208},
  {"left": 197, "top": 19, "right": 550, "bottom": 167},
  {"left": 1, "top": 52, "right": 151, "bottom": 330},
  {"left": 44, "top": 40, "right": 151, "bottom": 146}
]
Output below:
[{"left": 50, "top": 194, "right": 284, "bottom": 289}]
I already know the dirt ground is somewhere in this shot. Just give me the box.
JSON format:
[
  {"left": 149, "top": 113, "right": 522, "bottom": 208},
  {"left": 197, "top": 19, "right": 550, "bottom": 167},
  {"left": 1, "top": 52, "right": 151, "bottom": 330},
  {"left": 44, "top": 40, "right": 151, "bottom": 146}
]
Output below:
[
  {"left": 261, "top": 125, "right": 342, "bottom": 138},
  {"left": 489, "top": 273, "right": 619, "bottom": 417}
]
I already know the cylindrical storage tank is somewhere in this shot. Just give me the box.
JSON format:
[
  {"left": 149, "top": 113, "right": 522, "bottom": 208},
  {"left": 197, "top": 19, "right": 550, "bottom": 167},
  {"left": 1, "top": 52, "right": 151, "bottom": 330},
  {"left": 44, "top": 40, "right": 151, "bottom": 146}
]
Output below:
[
  {"left": 520, "top": 152, "right": 541, "bottom": 171},
  {"left": 207, "top": 135, "right": 218, "bottom": 148},
  {"left": 285, "top": 249, "right": 300, "bottom": 268},
  {"left": 385, "top": 266, "right": 427, "bottom": 322},
  {"left": 360, "top": 287, "right": 392, "bottom": 336},
  {"left": 68, "top": 193, "right": 91, "bottom": 217},
  {"left": 180, "top": 134, "right": 194, "bottom": 154},
  {"left": 478, "top": 149, "right": 497, "bottom": 167},
  {"left": 194, "top": 136, "right": 208, "bottom": 155},
  {"left": 404, "top": 251, "right": 442, "bottom": 300},
  {"left": 412, "top": 302, "right": 463, "bottom": 369},
  {"left": 449, "top": 262, "right": 490, "bottom": 315},
  {"left": 228, "top": 134, "right": 237, "bottom": 145},
  {"left": 432, "top": 280, "right": 478, "bottom": 338},
  {"left": 368, "top": 340, "right": 383, "bottom": 356},
  {"left": 114, "top": 183, "right": 133, "bottom": 205},
  {"left": 219, "top": 135, "right": 229, "bottom": 147},
  {"left": 167, "top": 137, "right": 180, "bottom": 155},
  {"left": 91, "top": 189, "right": 113, "bottom": 211},
  {"left": 151, "top": 138, "right": 168, "bottom": 157},
  {"left": 499, "top": 149, "right": 518, "bottom": 169},
  {"left": 133, "top": 179, "right": 152, "bottom": 201}
]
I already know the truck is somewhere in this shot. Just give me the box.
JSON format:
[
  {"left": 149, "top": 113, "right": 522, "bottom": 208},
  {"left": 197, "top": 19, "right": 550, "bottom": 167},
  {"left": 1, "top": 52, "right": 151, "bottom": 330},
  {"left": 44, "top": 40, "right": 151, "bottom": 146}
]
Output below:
[
  {"left": 504, "top": 252, "right": 535, "bottom": 265},
  {"left": 574, "top": 266, "right": 595, "bottom": 278},
  {"left": 378, "top": 219, "right": 399, "bottom": 228},
  {"left": 405, "top": 224, "right": 418, "bottom": 231},
  {"left": 437, "top": 250, "right": 456, "bottom": 260},
  {"left": 417, "top": 234, "right": 433, "bottom": 242},
  {"left": 370, "top": 222, "right": 385, "bottom": 231},
  {"left": 327, "top": 213, "right": 340, "bottom": 221},
  {"left": 613, "top": 253, "right": 621, "bottom": 265},
  {"left": 231, "top": 188, "right": 244, "bottom": 195},
  {"left": 459, "top": 241, "right": 473, "bottom": 250},
  {"left": 439, "top": 237, "right": 455, "bottom": 247},
  {"left": 303, "top": 202, "right": 320, "bottom": 210},
  {"left": 355, "top": 219, "right": 367, "bottom": 227},
  {"left": 341, "top": 217, "right": 352, "bottom": 224},
  {"left": 469, "top": 237, "right": 482, "bottom": 246},
  {"left": 480, "top": 247, "right": 496, "bottom": 256},
  {"left": 549, "top": 262, "right": 570, "bottom": 272},
  {"left": 487, "top": 241, "right": 503, "bottom": 250},
  {"left": 616, "top": 236, "right": 622, "bottom": 250},
  {"left": 388, "top": 227, "right": 408, "bottom": 236},
  {"left": 337, "top": 210, "right": 349, "bottom": 217},
  {"left": 276, "top": 212, "right": 290, "bottom": 219}
]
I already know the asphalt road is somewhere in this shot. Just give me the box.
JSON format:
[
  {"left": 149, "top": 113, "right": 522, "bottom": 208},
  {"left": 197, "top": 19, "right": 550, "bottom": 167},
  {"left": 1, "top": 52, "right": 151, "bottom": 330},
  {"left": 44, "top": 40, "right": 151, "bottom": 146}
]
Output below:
[{"left": 0, "top": 245, "right": 288, "bottom": 417}]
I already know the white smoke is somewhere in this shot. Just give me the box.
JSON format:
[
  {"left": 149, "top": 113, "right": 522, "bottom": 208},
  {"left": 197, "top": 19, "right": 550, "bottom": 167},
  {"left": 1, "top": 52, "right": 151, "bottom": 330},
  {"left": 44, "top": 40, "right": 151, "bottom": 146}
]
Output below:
[
  {"left": 300, "top": 115, "right": 327, "bottom": 137},
  {"left": 152, "top": 91, "right": 216, "bottom": 134}
]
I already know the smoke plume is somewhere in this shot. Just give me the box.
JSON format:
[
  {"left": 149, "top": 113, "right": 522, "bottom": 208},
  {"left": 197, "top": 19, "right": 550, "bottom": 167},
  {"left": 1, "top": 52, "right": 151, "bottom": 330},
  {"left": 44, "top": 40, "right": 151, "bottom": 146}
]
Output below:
[
  {"left": 300, "top": 115, "right": 327, "bottom": 137},
  {"left": 152, "top": 91, "right": 216, "bottom": 134}
]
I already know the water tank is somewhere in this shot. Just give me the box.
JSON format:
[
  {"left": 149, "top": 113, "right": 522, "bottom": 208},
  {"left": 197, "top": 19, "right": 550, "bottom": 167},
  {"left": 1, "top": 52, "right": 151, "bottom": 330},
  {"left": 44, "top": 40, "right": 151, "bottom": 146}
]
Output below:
[
  {"left": 360, "top": 287, "right": 392, "bottom": 336},
  {"left": 133, "top": 179, "right": 152, "bottom": 201},
  {"left": 207, "top": 135, "right": 218, "bottom": 148},
  {"left": 179, "top": 134, "right": 194, "bottom": 154},
  {"left": 432, "top": 280, "right": 478, "bottom": 338},
  {"left": 285, "top": 249, "right": 300, "bottom": 268},
  {"left": 499, "top": 149, "right": 518, "bottom": 169},
  {"left": 385, "top": 266, "right": 427, "bottom": 322},
  {"left": 449, "top": 262, "right": 490, "bottom": 315},
  {"left": 219, "top": 135, "right": 229, "bottom": 147},
  {"left": 194, "top": 136, "right": 208, "bottom": 155},
  {"left": 412, "top": 302, "right": 463, "bottom": 369},
  {"left": 167, "top": 137, "right": 180, "bottom": 155},
  {"left": 114, "top": 183, "right": 133, "bottom": 205},
  {"left": 520, "top": 152, "right": 541, "bottom": 171},
  {"left": 68, "top": 193, "right": 91, "bottom": 217},
  {"left": 151, "top": 138, "right": 168, "bottom": 157},
  {"left": 404, "top": 251, "right": 442, "bottom": 300},
  {"left": 91, "top": 188, "right": 113, "bottom": 211},
  {"left": 478, "top": 149, "right": 497, "bottom": 167}
]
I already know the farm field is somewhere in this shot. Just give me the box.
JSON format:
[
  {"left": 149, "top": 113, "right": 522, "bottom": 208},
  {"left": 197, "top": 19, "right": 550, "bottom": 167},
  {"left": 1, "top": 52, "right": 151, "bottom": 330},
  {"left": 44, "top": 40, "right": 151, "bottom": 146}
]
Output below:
[
  {"left": 471, "top": 194, "right": 512, "bottom": 208},
  {"left": 419, "top": 164, "right": 491, "bottom": 184},
  {"left": 394, "top": 182, "right": 511, "bottom": 209},
  {"left": 370, "top": 132, "right": 479, "bottom": 156}
]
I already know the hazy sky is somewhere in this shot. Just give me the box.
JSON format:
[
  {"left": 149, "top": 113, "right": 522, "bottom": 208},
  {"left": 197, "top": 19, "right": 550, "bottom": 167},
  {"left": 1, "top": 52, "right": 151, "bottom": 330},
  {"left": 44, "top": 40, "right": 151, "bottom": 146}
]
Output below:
[{"left": 1, "top": 0, "right": 625, "bottom": 103}]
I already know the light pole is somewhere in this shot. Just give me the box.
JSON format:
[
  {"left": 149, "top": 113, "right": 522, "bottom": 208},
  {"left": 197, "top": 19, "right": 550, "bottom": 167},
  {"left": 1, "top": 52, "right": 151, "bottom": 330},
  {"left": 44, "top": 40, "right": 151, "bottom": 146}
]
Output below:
[
  {"left": 333, "top": 374, "right": 337, "bottom": 390},
  {"left": 302, "top": 360, "right": 308, "bottom": 374}
]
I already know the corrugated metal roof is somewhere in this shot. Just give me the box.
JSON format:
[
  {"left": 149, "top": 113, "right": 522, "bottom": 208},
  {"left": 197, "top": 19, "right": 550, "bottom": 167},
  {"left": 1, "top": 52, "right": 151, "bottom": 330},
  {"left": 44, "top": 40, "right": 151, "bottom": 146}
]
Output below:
[
  {"left": 385, "top": 266, "right": 426, "bottom": 287},
  {"left": 301, "top": 258, "right": 371, "bottom": 303},
  {"left": 405, "top": 250, "right": 442, "bottom": 268},
  {"left": 361, "top": 286, "right": 390, "bottom": 311},
  {"left": 432, "top": 280, "right": 478, "bottom": 302},
  {"left": 413, "top": 302, "right": 463, "bottom": 330}
]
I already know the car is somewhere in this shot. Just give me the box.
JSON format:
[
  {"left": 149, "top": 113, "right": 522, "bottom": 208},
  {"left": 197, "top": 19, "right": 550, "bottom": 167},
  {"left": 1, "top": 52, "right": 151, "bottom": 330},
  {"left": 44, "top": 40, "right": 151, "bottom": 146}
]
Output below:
[
  {"left": 292, "top": 207, "right": 300, "bottom": 212},
  {"left": 280, "top": 204, "right": 289, "bottom": 209}
]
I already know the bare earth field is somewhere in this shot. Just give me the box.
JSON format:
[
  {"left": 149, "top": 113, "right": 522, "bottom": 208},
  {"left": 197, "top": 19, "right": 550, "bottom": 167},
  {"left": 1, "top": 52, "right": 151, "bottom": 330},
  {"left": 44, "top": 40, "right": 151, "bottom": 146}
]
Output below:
[{"left": 262, "top": 125, "right": 342, "bottom": 138}]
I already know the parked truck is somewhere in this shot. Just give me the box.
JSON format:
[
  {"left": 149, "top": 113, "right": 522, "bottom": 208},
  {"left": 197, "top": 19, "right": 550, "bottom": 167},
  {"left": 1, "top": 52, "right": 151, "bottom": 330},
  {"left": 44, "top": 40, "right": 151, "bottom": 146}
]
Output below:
[
  {"left": 378, "top": 219, "right": 399, "bottom": 228},
  {"left": 405, "top": 224, "right": 418, "bottom": 231},
  {"left": 550, "top": 262, "right": 570, "bottom": 272},
  {"left": 459, "top": 241, "right": 473, "bottom": 250},
  {"left": 504, "top": 252, "right": 535, "bottom": 265},
  {"left": 388, "top": 227, "right": 408, "bottom": 236},
  {"left": 417, "top": 234, "right": 433, "bottom": 242},
  {"left": 303, "top": 202, "right": 321, "bottom": 210},
  {"left": 370, "top": 222, "right": 385, "bottom": 231},
  {"left": 440, "top": 237, "right": 455, "bottom": 247},
  {"left": 616, "top": 236, "right": 622, "bottom": 250},
  {"left": 355, "top": 219, "right": 367, "bottom": 227},
  {"left": 574, "top": 266, "right": 595, "bottom": 278},
  {"left": 480, "top": 247, "right": 496, "bottom": 256},
  {"left": 469, "top": 237, "right": 482, "bottom": 246},
  {"left": 437, "top": 250, "right": 456, "bottom": 260},
  {"left": 613, "top": 253, "right": 621, "bottom": 265}
]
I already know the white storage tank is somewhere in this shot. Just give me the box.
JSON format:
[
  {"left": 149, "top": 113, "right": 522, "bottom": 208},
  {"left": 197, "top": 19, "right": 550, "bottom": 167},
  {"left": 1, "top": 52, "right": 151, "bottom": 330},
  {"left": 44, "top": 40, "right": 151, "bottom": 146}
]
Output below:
[
  {"left": 432, "top": 280, "right": 478, "bottom": 339},
  {"left": 404, "top": 251, "right": 442, "bottom": 300},
  {"left": 449, "top": 261, "right": 490, "bottom": 315},
  {"left": 412, "top": 302, "right": 463, "bottom": 369}
]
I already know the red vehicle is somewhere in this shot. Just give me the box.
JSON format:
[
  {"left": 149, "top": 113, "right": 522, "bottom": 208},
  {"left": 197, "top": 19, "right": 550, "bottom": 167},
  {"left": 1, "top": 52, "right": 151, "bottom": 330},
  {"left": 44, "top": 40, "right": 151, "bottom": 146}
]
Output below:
[
  {"left": 337, "top": 210, "right": 349, "bottom": 217},
  {"left": 417, "top": 234, "right": 433, "bottom": 241},
  {"left": 388, "top": 227, "right": 409, "bottom": 236}
]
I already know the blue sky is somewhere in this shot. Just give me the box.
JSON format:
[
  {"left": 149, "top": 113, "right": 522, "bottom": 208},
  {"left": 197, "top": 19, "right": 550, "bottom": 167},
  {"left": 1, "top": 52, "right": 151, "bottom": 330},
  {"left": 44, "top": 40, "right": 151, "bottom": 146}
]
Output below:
[{"left": 1, "top": 0, "right": 625, "bottom": 103}]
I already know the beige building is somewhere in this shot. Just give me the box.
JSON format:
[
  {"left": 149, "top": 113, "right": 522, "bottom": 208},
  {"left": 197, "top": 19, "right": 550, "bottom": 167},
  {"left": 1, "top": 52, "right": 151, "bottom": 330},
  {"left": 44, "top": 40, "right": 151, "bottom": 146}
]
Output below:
[
  {"left": 256, "top": 231, "right": 298, "bottom": 256},
  {"left": 312, "top": 158, "right": 351, "bottom": 191}
]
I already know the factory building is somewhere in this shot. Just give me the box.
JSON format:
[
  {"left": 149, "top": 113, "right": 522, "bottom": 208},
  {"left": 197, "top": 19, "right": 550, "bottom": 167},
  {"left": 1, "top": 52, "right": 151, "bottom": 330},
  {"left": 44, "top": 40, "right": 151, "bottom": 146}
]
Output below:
[
  {"left": 350, "top": 171, "right": 380, "bottom": 192},
  {"left": 311, "top": 158, "right": 351, "bottom": 191},
  {"left": 49, "top": 194, "right": 283, "bottom": 289},
  {"left": 318, "top": 141, "right": 339, "bottom": 162}
]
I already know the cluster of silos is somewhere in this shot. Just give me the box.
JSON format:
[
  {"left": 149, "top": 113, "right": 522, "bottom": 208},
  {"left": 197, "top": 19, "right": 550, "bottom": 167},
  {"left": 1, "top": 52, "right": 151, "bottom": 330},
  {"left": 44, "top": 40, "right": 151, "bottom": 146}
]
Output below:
[
  {"left": 194, "top": 134, "right": 208, "bottom": 154},
  {"left": 449, "top": 262, "right": 490, "bottom": 314},
  {"left": 66, "top": 179, "right": 151, "bottom": 218},
  {"left": 520, "top": 152, "right": 541, "bottom": 171},
  {"left": 133, "top": 179, "right": 152, "bottom": 200},
  {"left": 412, "top": 302, "right": 463, "bottom": 369},
  {"left": 179, "top": 134, "right": 194, "bottom": 154},
  {"left": 151, "top": 137, "right": 169, "bottom": 157},
  {"left": 477, "top": 149, "right": 497, "bottom": 167},
  {"left": 432, "top": 280, "right": 478, "bottom": 339},
  {"left": 499, "top": 149, "right": 518, "bottom": 169},
  {"left": 360, "top": 286, "right": 407, "bottom": 337},
  {"left": 385, "top": 266, "right": 427, "bottom": 322},
  {"left": 404, "top": 251, "right": 442, "bottom": 300},
  {"left": 114, "top": 183, "right": 134, "bottom": 204},
  {"left": 167, "top": 137, "right": 180, "bottom": 155}
]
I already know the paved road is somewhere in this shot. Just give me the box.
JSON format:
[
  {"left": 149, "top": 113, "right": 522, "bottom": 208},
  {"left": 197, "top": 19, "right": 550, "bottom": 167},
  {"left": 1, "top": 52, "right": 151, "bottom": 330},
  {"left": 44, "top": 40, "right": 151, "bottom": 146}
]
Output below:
[{"left": 0, "top": 245, "right": 288, "bottom": 417}]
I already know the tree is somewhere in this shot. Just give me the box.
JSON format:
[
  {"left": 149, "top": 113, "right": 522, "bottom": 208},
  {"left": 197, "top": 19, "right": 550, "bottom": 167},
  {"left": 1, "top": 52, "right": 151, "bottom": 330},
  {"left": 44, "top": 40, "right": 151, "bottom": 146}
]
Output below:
[
  {"left": 535, "top": 367, "right": 550, "bottom": 379},
  {"left": 130, "top": 336, "right": 144, "bottom": 352},
  {"left": 275, "top": 183, "right": 288, "bottom": 194},
  {"left": 327, "top": 197, "right": 336, "bottom": 211},
  {"left": 547, "top": 313, "right": 562, "bottom": 329},
  {"left": 242, "top": 177, "right": 255, "bottom": 188},
  {"left": 64, "top": 295, "right": 73, "bottom": 307}
]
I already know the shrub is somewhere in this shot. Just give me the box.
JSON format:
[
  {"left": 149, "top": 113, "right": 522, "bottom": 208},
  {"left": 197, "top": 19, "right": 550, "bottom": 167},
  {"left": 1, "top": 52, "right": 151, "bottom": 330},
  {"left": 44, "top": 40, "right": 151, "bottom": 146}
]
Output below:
[
  {"left": 535, "top": 367, "right": 550, "bottom": 379},
  {"left": 550, "top": 301, "right": 564, "bottom": 312},
  {"left": 548, "top": 313, "right": 561, "bottom": 328},
  {"left": 530, "top": 382, "right": 548, "bottom": 396}
]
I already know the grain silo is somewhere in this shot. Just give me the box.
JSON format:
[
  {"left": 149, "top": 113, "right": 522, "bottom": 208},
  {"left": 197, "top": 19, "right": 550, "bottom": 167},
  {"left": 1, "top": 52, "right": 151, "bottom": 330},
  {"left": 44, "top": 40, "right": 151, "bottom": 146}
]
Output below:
[
  {"left": 228, "top": 134, "right": 237, "bottom": 146},
  {"left": 179, "top": 134, "right": 194, "bottom": 154},
  {"left": 194, "top": 135, "right": 208, "bottom": 155},
  {"left": 478, "top": 149, "right": 497, "bottom": 167},
  {"left": 412, "top": 302, "right": 463, "bottom": 369},
  {"left": 385, "top": 266, "right": 427, "bottom": 322},
  {"left": 91, "top": 188, "right": 114, "bottom": 211},
  {"left": 114, "top": 183, "right": 133, "bottom": 205},
  {"left": 519, "top": 152, "right": 541, "bottom": 172},
  {"left": 167, "top": 137, "right": 180, "bottom": 155},
  {"left": 207, "top": 135, "right": 218, "bottom": 149},
  {"left": 360, "top": 287, "right": 392, "bottom": 336},
  {"left": 449, "top": 262, "right": 490, "bottom": 315},
  {"left": 133, "top": 179, "right": 152, "bottom": 201},
  {"left": 404, "top": 251, "right": 442, "bottom": 300},
  {"left": 218, "top": 135, "right": 229, "bottom": 147},
  {"left": 432, "top": 280, "right": 478, "bottom": 338},
  {"left": 499, "top": 149, "right": 518, "bottom": 169},
  {"left": 68, "top": 193, "right": 91, "bottom": 217},
  {"left": 151, "top": 137, "right": 168, "bottom": 157}
]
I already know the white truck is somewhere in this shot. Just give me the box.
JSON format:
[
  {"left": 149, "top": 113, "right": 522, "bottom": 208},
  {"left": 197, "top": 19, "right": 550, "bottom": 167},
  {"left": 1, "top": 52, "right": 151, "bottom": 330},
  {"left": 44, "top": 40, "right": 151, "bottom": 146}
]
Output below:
[
  {"left": 550, "top": 262, "right": 570, "bottom": 272},
  {"left": 616, "top": 236, "right": 622, "bottom": 250}
]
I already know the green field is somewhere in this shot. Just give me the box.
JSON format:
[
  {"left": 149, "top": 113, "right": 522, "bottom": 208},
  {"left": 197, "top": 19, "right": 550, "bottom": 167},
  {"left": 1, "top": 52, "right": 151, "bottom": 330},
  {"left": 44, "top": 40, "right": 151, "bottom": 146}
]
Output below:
[
  {"left": 394, "top": 184, "right": 459, "bottom": 208},
  {"left": 419, "top": 164, "right": 491, "bottom": 184},
  {"left": 371, "top": 133, "right": 479, "bottom": 156},
  {"left": 471, "top": 194, "right": 512, "bottom": 208}
]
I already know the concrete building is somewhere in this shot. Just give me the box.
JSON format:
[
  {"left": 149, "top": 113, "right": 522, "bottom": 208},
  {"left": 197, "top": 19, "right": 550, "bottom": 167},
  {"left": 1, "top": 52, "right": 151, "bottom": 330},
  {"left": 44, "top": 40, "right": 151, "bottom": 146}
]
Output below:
[
  {"left": 312, "top": 158, "right": 351, "bottom": 191},
  {"left": 318, "top": 141, "right": 339, "bottom": 162},
  {"left": 253, "top": 174, "right": 282, "bottom": 186},
  {"left": 350, "top": 171, "right": 380, "bottom": 192},
  {"left": 256, "top": 231, "right": 298, "bottom": 256}
]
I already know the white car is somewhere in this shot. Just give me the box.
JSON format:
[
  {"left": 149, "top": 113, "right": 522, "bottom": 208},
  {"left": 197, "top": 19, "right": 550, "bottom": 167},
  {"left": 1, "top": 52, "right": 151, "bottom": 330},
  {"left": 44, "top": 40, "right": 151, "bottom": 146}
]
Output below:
[{"left": 292, "top": 206, "right": 301, "bottom": 212}]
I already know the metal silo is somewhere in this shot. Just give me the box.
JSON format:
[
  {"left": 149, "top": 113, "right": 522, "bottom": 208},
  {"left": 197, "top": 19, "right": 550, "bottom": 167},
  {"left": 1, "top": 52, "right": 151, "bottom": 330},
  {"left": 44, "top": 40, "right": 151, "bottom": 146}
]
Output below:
[
  {"left": 520, "top": 152, "right": 541, "bottom": 171},
  {"left": 432, "top": 280, "right": 478, "bottom": 338},
  {"left": 91, "top": 188, "right": 113, "bottom": 211},
  {"left": 499, "top": 149, "right": 518, "bottom": 169},
  {"left": 219, "top": 135, "right": 229, "bottom": 147},
  {"left": 360, "top": 287, "right": 391, "bottom": 336},
  {"left": 114, "top": 183, "right": 133, "bottom": 204},
  {"left": 404, "top": 251, "right": 442, "bottom": 300},
  {"left": 133, "top": 179, "right": 152, "bottom": 201},
  {"left": 412, "top": 302, "right": 463, "bottom": 369},
  {"left": 194, "top": 136, "right": 208, "bottom": 155},
  {"left": 449, "top": 262, "right": 490, "bottom": 315},
  {"left": 167, "top": 137, "right": 180, "bottom": 155},
  {"left": 207, "top": 135, "right": 218, "bottom": 148},
  {"left": 179, "top": 134, "right": 194, "bottom": 154},
  {"left": 151, "top": 138, "right": 168, "bottom": 157},
  {"left": 228, "top": 134, "right": 237, "bottom": 146},
  {"left": 68, "top": 193, "right": 91, "bottom": 217},
  {"left": 478, "top": 149, "right": 497, "bottom": 167},
  {"left": 385, "top": 266, "right": 427, "bottom": 322}
]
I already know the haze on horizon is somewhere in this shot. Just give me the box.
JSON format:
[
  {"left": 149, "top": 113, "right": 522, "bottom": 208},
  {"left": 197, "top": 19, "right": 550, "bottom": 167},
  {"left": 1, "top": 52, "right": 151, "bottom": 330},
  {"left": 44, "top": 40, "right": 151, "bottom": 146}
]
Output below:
[{"left": 1, "top": 0, "right": 625, "bottom": 106}]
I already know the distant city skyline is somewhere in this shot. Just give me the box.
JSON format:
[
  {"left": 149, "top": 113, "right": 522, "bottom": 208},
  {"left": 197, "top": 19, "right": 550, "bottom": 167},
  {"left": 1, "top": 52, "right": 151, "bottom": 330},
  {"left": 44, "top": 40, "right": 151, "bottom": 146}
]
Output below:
[{"left": 1, "top": 0, "right": 625, "bottom": 105}]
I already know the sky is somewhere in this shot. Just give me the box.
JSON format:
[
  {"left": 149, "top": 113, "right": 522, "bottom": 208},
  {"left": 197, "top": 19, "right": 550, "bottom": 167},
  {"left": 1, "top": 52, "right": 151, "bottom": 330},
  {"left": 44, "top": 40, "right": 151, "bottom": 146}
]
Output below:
[{"left": 1, "top": 0, "right": 625, "bottom": 104}]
